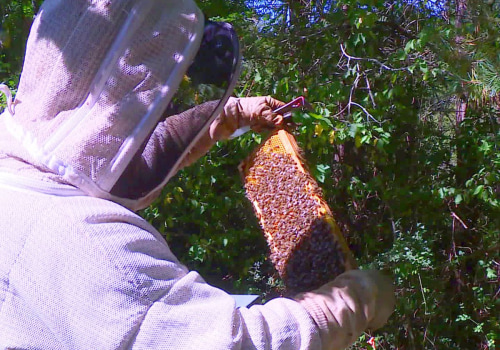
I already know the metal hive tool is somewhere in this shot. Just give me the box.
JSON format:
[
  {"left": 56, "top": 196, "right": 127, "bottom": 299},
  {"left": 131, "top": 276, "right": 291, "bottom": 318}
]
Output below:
[{"left": 240, "top": 129, "right": 357, "bottom": 294}]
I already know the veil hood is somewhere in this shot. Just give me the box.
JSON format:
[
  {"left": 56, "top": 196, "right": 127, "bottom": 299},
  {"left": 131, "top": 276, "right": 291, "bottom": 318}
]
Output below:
[{"left": 1, "top": 0, "right": 205, "bottom": 208}]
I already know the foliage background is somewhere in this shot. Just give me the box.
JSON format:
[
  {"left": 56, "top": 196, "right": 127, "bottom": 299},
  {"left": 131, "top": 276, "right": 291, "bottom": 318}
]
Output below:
[{"left": 1, "top": 0, "right": 499, "bottom": 349}]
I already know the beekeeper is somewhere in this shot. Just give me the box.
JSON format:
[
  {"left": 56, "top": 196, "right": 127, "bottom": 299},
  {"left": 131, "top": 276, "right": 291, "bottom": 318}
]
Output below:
[{"left": 0, "top": 1, "right": 395, "bottom": 349}]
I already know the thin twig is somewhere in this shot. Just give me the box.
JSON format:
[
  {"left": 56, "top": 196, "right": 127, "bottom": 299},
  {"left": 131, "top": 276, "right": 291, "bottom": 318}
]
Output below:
[
  {"left": 347, "top": 69, "right": 361, "bottom": 115},
  {"left": 418, "top": 273, "right": 429, "bottom": 315},
  {"left": 365, "top": 74, "right": 376, "bottom": 107},
  {"left": 340, "top": 43, "right": 408, "bottom": 72},
  {"left": 451, "top": 211, "right": 468, "bottom": 229},
  {"left": 349, "top": 102, "right": 381, "bottom": 124}
]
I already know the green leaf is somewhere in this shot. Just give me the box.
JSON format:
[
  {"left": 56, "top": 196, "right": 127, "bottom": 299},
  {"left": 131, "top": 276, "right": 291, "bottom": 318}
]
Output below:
[
  {"left": 349, "top": 123, "right": 363, "bottom": 138},
  {"left": 352, "top": 33, "right": 366, "bottom": 46},
  {"left": 254, "top": 70, "right": 262, "bottom": 82},
  {"left": 315, "top": 163, "right": 330, "bottom": 183},
  {"left": 473, "top": 323, "right": 484, "bottom": 333},
  {"left": 486, "top": 267, "right": 497, "bottom": 280},
  {"left": 473, "top": 185, "right": 484, "bottom": 196},
  {"left": 396, "top": 49, "right": 407, "bottom": 61},
  {"left": 404, "top": 39, "right": 416, "bottom": 53}
]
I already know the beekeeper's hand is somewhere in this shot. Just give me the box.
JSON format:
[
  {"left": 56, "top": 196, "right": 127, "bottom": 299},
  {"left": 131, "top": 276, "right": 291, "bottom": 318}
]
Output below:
[
  {"left": 178, "top": 96, "right": 285, "bottom": 168},
  {"left": 209, "top": 96, "right": 285, "bottom": 140},
  {"left": 294, "top": 270, "right": 395, "bottom": 350}
]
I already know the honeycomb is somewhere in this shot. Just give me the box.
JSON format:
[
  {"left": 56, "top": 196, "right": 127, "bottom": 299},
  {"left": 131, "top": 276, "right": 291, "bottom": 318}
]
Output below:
[{"left": 240, "top": 129, "right": 357, "bottom": 294}]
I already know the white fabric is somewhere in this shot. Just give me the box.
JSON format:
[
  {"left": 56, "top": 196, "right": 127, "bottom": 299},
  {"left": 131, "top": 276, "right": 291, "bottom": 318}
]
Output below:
[
  {"left": 4, "top": 0, "right": 204, "bottom": 210},
  {"left": 0, "top": 176, "right": 321, "bottom": 349},
  {"left": 295, "top": 270, "right": 395, "bottom": 350}
]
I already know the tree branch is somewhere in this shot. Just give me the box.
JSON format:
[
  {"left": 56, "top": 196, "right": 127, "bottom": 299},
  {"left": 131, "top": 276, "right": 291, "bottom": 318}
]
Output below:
[{"left": 340, "top": 43, "right": 409, "bottom": 72}]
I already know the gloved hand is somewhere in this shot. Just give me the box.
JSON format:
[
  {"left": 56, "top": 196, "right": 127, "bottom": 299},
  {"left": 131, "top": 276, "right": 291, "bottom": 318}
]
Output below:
[
  {"left": 209, "top": 96, "right": 285, "bottom": 140},
  {"left": 294, "top": 270, "right": 395, "bottom": 350},
  {"left": 178, "top": 96, "right": 285, "bottom": 168}
]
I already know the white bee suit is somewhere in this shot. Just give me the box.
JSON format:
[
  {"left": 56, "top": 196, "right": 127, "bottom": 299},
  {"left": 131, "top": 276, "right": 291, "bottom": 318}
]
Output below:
[
  {"left": 0, "top": 0, "right": 394, "bottom": 349},
  {"left": 0, "top": 182, "right": 323, "bottom": 349}
]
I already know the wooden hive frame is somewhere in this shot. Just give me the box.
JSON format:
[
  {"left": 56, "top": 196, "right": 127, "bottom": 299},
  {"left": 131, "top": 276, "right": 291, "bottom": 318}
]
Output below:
[{"left": 240, "top": 129, "right": 357, "bottom": 294}]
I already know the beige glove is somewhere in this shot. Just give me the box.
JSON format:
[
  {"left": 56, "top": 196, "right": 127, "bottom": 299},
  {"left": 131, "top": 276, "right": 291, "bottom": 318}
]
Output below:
[
  {"left": 209, "top": 96, "right": 285, "bottom": 140},
  {"left": 294, "top": 270, "right": 395, "bottom": 350},
  {"left": 179, "top": 96, "right": 285, "bottom": 168}
]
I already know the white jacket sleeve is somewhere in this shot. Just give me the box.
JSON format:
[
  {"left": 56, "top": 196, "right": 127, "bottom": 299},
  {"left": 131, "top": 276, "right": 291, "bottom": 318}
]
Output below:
[
  {"left": 130, "top": 273, "right": 321, "bottom": 349},
  {"left": 88, "top": 207, "right": 322, "bottom": 349}
]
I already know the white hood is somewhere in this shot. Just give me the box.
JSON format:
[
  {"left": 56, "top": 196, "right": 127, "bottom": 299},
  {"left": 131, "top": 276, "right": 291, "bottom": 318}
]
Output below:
[{"left": 1, "top": 0, "right": 204, "bottom": 207}]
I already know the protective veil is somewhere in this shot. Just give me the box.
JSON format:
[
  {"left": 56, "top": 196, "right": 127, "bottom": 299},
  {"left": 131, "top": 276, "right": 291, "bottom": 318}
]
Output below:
[{"left": 0, "top": 0, "right": 239, "bottom": 211}]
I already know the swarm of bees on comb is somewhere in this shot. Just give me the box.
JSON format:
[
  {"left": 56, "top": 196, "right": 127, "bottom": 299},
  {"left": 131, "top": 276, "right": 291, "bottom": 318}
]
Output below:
[{"left": 240, "top": 129, "right": 357, "bottom": 294}]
